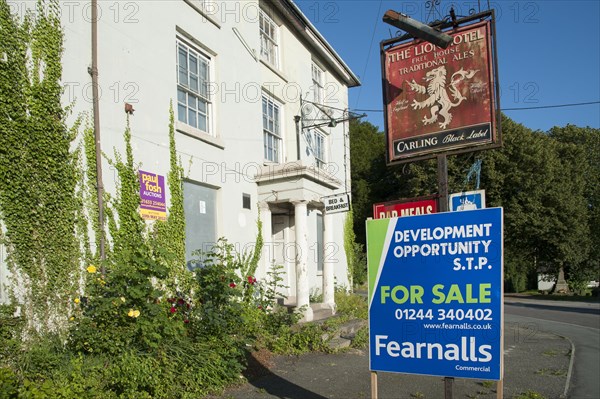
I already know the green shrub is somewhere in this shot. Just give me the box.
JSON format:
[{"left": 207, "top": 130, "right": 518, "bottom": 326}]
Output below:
[
  {"left": 266, "top": 322, "right": 327, "bottom": 355},
  {"left": 18, "top": 335, "right": 66, "bottom": 381},
  {"left": 5, "top": 231, "right": 315, "bottom": 396},
  {"left": 335, "top": 290, "right": 368, "bottom": 320},
  {"left": 68, "top": 251, "right": 187, "bottom": 355},
  {"left": 191, "top": 239, "right": 246, "bottom": 340},
  {"left": 351, "top": 326, "right": 369, "bottom": 349},
  {"left": 0, "top": 367, "right": 19, "bottom": 399},
  {"left": 0, "top": 305, "right": 23, "bottom": 365}
]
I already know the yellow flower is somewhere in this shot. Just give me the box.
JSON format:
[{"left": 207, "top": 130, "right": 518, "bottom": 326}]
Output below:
[
  {"left": 128, "top": 309, "right": 141, "bottom": 318},
  {"left": 86, "top": 265, "right": 97, "bottom": 274},
  {"left": 74, "top": 298, "right": 80, "bottom": 304},
  {"left": 120, "top": 297, "right": 126, "bottom": 303},
  {"left": 69, "top": 316, "right": 75, "bottom": 321}
]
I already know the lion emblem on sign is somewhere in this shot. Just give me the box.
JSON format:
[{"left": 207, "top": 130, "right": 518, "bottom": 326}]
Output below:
[{"left": 406, "top": 66, "right": 478, "bottom": 129}]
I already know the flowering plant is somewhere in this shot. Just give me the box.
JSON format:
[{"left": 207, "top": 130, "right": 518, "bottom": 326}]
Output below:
[
  {"left": 68, "top": 250, "right": 187, "bottom": 354},
  {"left": 167, "top": 295, "right": 192, "bottom": 324}
]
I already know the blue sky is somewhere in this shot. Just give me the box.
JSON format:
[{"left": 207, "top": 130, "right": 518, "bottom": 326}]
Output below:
[{"left": 296, "top": 0, "right": 600, "bottom": 132}]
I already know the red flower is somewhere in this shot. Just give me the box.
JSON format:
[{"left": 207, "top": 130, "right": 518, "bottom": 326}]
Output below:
[
  {"left": 247, "top": 276, "right": 257, "bottom": 285},
  {"left": 184, "top": 319, "right": 190, "bottom": 324},
  {"left": 170, "top": 306, "right": 177, "bottom": 314},
  {"left": 177, "top": 298, "right": 185, "bottom": 305},
  {"left": 258, "top": 305, "right": 263, "bottom": 310},
  {"left": 229, "top": 282, "right": 236, "bottom": 288}
]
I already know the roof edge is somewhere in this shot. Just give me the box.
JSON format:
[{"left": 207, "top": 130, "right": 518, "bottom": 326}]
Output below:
[{"left": 278, "top": 0, "right": 361, "bottom": 88}]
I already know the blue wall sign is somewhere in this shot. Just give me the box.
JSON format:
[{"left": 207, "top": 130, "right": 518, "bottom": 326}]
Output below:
[{"left": 366, "top": 208, "right": 503, "bottom": 380}]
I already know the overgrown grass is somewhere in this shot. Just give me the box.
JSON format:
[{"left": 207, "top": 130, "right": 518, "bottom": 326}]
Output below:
[
  {"left": 0, "top": 269, "right": 372, "bottom": 396},
  {"left": 259, "top": 290, "right": 369, "bottom": 355},
  {"left": 514, "top": 390, "right": 546, "bottom": 399},
  {"left": 335, "top": 289, "right": 368, "bottom": 320}
]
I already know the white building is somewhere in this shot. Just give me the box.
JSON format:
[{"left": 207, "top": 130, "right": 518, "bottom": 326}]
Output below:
[{"left": 0, "top": 0, "right": 360, "bottom": 321}]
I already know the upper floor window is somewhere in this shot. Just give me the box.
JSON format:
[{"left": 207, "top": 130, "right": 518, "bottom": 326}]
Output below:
[
  {"left": 312, "top": 63, "right": 324, "bottom": 104},
  {"left": 259, "top": 10, "right": 279, "bottom": 68},
  {"left": 177, "top": 39, "right": 211, "bottom": 134},
  {"left": 262, "top": 95, "right": 281, "bottom": 163},
  {"left": 313, "top": 130, "right": 327, "bottom": 169}
]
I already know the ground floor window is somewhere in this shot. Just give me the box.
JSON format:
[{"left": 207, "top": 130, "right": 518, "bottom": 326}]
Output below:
[{"left": 183, "top": 181, "right": 217, "bottom": 268}]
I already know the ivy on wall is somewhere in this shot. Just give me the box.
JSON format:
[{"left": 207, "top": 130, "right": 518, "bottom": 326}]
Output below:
[
  {"left": 0, "top": 0, "right": 191, "bottom": 333},
  {"left": 108, "top": 116, "right": 148, "bottom": 265},
  {"left": 343, "top": 209, "right": 355, "bottom": 289},
  {"left": 0, "top": 0, "right": 80, "bottom": 332},
  {"left": 152, "top": 103, "right": 190, "bottom": 294},
  {"left": 0, "top": 0, "right": 267, "bottom": 335},
  {"left": 82, "top": 123, "right": 102, "bottom": 262},
  {"left": 241, "top": 218, "right": 263, "bottom": 279},
  {"left": 344, "top": 208, "right": 367, "bottom": 289}
]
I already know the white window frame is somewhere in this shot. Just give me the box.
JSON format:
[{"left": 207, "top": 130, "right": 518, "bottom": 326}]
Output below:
[
  {"left": 259, "top": 9, "right": 279, "bottom": 68},
  {"left": 312, "top": 62, "right": 325, "bottom": 105},
  {"left": 176, "top": 38, "right": 212, "bottom": 135},
  {"left": 262, "top": 95, "right": 282, "bottom": 163},
  {"left": 313, "top": 129, "right": 327, "bottom": 169}
]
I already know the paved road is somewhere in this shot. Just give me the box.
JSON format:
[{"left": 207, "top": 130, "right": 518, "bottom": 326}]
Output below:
[
  {"left": 211, "top": 297, "right": 598, "bottom": 399},
  {"left": 505, "top": 296, "right": 600, "bottom": 329},
  {"left": 504, "top": 298, "right": 600, "bottom": 399}
]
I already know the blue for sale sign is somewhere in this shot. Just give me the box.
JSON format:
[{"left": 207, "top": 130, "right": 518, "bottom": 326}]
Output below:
[{"left": 367, "top": 208, "right": 503, "bottom": 380}]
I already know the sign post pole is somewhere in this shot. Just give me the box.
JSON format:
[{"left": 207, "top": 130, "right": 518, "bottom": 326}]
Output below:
[
  {"left": 444, "top": 377, "right": 454, "bottom": 399},
  {"left": 371, "top": 371, "right": 378, "bottom": 399},
  {"left": 437, "top": 154, "right": 449, "bottom": 213},
  {"left": 438, "top": 154, "right": 453, "bottom": 398}
]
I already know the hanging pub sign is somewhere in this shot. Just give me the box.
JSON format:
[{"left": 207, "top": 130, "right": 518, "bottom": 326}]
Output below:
[{"left": 382, "top": 17, "right": 500, "bottom": 164}]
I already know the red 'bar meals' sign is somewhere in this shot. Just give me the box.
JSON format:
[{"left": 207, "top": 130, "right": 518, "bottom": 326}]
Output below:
[
  {"left": 383, "top": 21, "right": 498, "bottom": 164},
  {"left": 373, "top": 198, "right": 438, "bottom": 219}
]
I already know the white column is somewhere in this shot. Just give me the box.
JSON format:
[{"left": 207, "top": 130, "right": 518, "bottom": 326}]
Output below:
[
  {"left": 258, "top": 202, "right": 272, "bottom": 280},
  {"left": 322, "top": 210, "right": 335, "bottom": 310},
  {"left": 293, "top": 200, "right": 313, "bottom": 321}
]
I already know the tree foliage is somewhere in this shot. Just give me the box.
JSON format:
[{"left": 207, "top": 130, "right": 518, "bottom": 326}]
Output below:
[{"left": 349, "top": 116, "right": 599, "bottom": 292}]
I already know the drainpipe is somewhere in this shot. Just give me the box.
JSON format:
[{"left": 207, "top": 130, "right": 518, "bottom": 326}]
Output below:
[{"left": 90, "top": 0, "right": 106, "bottom": 264}]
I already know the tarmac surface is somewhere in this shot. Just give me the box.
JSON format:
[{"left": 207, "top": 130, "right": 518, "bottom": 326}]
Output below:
[{"left": 209, "top": 296, "right": 592, "bottom": 399}]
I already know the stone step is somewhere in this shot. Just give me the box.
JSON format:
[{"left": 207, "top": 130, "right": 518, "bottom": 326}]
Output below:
[
  {"left": 320, "top": 318, "right": 368, "bottom": 352},
  {"left": 327, "top": 336, "right": 351, "bottom": 350},
  {"left": 338, "top": 319, "right": 367, "bottom": 339},
  {"left": 312, "top": 308, "right": 334, "bottom": 322}
]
